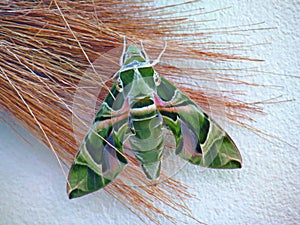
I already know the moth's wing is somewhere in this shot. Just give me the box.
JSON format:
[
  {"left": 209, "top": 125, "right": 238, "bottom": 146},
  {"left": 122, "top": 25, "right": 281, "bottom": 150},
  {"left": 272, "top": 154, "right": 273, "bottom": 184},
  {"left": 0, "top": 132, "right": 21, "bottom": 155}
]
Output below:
[
  {"left": 156, "top": 76, "right": 242, "bottom": 169},
  {"left": 67, "top": 84, "right": 130, "bottom": 199}
]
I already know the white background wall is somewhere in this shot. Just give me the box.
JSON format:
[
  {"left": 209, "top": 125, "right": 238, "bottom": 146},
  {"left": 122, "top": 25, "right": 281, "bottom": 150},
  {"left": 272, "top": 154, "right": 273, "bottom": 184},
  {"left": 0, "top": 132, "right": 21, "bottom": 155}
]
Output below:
[{"left": 0, "top": 1, "right": 299, "bottom": 224}]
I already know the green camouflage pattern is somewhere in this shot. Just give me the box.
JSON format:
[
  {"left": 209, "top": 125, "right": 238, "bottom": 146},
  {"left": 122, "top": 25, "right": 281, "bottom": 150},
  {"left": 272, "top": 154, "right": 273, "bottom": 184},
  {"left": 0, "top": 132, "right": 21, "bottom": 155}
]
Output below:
[{"left": 67, "top": 43, "right": 242, "bottom": 199}]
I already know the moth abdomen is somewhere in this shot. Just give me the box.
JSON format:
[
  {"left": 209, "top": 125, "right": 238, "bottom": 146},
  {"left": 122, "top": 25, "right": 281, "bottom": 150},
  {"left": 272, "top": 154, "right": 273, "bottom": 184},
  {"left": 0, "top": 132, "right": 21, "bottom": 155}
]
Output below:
[{"left": 129, "top": 111, "right": 165, "bottom": 179}]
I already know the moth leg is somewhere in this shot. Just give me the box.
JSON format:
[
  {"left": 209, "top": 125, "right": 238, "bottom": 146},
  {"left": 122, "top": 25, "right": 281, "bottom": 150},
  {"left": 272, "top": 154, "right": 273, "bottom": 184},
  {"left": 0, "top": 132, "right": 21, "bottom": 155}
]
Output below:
[
  {"left": 128, "top": 116, "right": 136, "bottom": 134},
  {"left": 157, "top": 112, "right": 164, "bottom": 126}
]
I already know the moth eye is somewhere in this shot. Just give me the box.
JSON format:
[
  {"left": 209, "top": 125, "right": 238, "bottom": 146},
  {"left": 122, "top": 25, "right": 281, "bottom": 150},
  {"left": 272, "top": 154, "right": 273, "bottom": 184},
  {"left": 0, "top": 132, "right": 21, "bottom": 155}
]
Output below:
[
  {"left": 116, "top": 78, "right": 123, "bottom": 92},
  {"left": 153, "top": 72, "right": 161, "bottom": 86}
]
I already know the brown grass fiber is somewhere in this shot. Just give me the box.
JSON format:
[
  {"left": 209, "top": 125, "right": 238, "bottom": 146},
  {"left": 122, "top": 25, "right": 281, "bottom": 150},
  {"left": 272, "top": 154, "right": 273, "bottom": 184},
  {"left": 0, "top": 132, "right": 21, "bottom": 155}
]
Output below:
[{"left": 0, "top": 1, "right": 271, "bottom": 224}]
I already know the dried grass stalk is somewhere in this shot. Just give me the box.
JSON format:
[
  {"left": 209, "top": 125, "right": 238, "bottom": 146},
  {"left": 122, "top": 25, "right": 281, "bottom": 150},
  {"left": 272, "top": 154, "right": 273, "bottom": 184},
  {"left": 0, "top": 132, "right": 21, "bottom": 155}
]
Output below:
[{"left": 0, "top": 1, "right": 268, "bottom": 224}]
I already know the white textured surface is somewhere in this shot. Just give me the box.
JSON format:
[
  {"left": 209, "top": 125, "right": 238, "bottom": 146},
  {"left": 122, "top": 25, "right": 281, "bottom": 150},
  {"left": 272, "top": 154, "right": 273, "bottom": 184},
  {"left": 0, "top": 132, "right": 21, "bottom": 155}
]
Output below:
[{"left": 1, "top": 1, "right": 299, "bottom": 224}]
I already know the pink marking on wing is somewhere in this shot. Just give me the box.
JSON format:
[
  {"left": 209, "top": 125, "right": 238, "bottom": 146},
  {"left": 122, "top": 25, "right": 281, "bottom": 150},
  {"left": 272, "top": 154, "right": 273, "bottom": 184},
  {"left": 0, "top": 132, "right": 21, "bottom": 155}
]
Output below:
[{"left": 153, "top": 94, "right": 166, "bottom": 107}]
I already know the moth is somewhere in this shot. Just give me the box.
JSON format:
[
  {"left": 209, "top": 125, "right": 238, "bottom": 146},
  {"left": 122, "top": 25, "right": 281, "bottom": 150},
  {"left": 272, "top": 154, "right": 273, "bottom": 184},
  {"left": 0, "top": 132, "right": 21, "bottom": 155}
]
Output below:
[{"left": 67, "top": 40, "right": 242, "bottom": 199}]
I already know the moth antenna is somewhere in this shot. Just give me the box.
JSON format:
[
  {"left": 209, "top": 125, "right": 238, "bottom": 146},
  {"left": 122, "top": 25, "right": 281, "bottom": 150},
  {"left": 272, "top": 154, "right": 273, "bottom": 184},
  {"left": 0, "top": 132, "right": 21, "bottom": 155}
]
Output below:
[
  {"left": 140, "top": 40, "right": 150, "bottom": 61},
  {"left": 112, "top": 70, "right": 120, "bottom": 79},
  {"left": 120, "top": 35, "right": 127, "bottom": 66},
  {"left": 151, "top": 41, "right": 167, "bottom": 66}
]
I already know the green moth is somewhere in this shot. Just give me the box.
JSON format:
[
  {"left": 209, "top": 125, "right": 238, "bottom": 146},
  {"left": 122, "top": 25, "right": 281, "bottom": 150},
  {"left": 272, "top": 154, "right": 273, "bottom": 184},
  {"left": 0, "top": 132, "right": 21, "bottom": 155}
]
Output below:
[{"left": 67, "top": 40, "right": 242, "bottom": 199}]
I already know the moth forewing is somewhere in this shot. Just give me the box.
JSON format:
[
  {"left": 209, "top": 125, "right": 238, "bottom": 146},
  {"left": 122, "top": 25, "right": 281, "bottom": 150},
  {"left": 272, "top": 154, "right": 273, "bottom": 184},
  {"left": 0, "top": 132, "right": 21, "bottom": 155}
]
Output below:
[
  {"left": 155, "top": 76, "right": 242, "bottom": 169},
  {"left": 67, "top": 83, "right": 129, "bottom": 199}
]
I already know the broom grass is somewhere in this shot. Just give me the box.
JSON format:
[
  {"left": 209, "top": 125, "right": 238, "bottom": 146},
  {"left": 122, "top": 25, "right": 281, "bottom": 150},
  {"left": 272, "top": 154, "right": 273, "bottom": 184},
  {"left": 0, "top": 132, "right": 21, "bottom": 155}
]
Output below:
[{"left": 0, "top": 1, "right": 278, "bottom": 223}]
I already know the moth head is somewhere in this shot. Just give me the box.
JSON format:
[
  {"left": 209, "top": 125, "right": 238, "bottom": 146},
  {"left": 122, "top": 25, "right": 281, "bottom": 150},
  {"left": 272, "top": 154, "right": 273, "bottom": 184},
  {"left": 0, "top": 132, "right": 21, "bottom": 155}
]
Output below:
[
  {"left": 116, "top": 77, "right": 123, "bottom": 92},
  {"left": 153, "top": 71, "right": 161, "bottom": 86},
  {"left": 123, "top": 46, "right": 146, "bottom": 65}
]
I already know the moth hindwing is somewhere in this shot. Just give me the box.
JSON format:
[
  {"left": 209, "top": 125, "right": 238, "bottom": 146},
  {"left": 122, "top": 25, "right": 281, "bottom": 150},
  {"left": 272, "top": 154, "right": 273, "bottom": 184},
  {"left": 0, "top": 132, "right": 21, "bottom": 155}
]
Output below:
[{"left": 67, "top": 41, "right": 242, "bottom": 198}]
